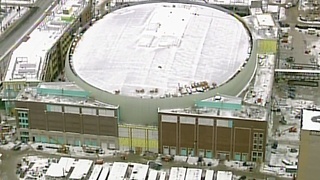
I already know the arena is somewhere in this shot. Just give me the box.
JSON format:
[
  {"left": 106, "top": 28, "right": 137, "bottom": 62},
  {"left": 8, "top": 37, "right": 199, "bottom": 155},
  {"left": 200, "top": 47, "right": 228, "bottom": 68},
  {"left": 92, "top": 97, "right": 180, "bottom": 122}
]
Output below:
[{"left": 66, "top": 2, "right": 257, "bottom": 125}]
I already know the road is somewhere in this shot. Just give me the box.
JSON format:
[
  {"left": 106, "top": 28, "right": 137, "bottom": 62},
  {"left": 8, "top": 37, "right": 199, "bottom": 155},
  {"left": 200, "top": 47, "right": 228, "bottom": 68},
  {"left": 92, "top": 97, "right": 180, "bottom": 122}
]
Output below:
[{"left": 0, "top": 0, "right": 55, "bottom": 56}]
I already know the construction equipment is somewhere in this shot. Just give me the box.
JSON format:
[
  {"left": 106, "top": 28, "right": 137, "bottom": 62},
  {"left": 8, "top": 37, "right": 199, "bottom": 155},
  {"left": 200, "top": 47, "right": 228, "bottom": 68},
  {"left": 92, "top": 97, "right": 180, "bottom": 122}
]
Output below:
[
  {"left": 48, "top": 136, "right": 69, "bottom": 154},
  {"left": 278, "top": 127, "right": 297, "bottom": 136}
]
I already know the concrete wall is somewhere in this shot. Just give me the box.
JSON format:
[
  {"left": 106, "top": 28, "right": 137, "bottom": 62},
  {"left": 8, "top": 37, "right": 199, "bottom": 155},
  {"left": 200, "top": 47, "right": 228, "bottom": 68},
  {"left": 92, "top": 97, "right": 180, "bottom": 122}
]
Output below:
[{"left": 65, "top": 1, "right": 258, "bottom": 125}]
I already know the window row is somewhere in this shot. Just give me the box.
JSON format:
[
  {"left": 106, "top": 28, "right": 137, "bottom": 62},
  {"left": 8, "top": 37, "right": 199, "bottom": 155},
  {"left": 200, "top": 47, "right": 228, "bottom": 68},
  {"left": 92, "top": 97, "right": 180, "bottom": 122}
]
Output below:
[
  {"left": 46, "top": 105, "right": 115, "bottom": 117},
  {"left": 162, "top": 146, "right": 213, "bottom": 158}
]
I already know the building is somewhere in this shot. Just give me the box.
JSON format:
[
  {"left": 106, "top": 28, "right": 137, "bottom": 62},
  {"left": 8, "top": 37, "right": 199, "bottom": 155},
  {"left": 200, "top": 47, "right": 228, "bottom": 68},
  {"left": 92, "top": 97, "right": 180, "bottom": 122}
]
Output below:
[
  {"left": 3, "top": 0, "right": 93, "bottom": 115},
  {"left": 14, "top": 82, "right": 119, "bottom": 149},
  {"left": 65, "top": 2, "right": 257, "bottom": 125},
  {"left": 158, "top": 95, "right": 268, "bottom": 162},
  {"left": 297, "top": 109, "right": 320, "bottom": 180},
  {"left": 69, "top": 159, "right": 93, "bottom": 180}
]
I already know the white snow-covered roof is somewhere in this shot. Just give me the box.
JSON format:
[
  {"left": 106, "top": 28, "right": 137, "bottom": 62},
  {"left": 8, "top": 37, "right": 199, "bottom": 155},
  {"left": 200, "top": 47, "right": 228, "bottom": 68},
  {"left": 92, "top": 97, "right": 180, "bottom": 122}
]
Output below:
[
  {"left": 45, "top": 163, "right": 65, "bottom": 178},
  {"left": 159, "top": 171, "right": 167, "bottom": 180},
  {"left": 107, "top": 162, "right": 129, "bottom": 180},
  {"left": 4, "top": 0, "right": 87, "bottom": 82},
  {"left": 185, "top": 168, "right": 202, "bottom": 180},
  {"left": 168, "top": 167, "right": 187, "bottom": 180},
  {"left": 302, "top": 109, "right": 320, "bottom": 131},
  {"left": 256, "top": 14, "right": 275, "bottom": 27},
  {"left": 88, "top": 165, "right": 103, "bottom": 180},
  {"left": 69, "top": 159, "right": 93, "bottom": 180},
  {"left": 57, "top": 157, "right": 75, "bottom": 173},
  {"left": 216, "top": 171, "right": 233, "bottom": 180},
  {"left": 148, "top": 170, "right": 159, "bottom": 180},
  {"left": 129, "top": 163, "right": 149, "bottom": 180},
  {"left": 98, "top": 164, "right": 110, "bottom": 180},
  {"left": 72, "top": 3, "right": 251, "bottom": 98},
  {"left": 205, "top": 170, "right": 214, "bottom": 180}
]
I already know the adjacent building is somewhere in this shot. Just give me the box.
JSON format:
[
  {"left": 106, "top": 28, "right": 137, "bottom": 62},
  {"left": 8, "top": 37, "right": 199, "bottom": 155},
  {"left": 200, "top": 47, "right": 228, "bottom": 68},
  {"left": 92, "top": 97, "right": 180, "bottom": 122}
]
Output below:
[
  {"left": 3, "top": 0, "right": 93, "bottom": 115},
  {"left": 14, "top": 82, "right": 119, "bottom": 149},
  {"left": 158, "top": 95, "right": 268, "bottom": 162},
  {"left": 297, "top": 109, "right": 320, "bottom": 180}
]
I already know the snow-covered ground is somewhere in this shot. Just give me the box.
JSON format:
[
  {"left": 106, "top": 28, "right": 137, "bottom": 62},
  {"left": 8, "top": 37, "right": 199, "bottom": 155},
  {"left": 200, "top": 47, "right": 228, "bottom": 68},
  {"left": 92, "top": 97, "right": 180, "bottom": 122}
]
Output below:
[
  {"left": 224, "top": 160, "right": 256, "bottom": 171},
  {"left": 173, "top": 155, "right": 219, "bottom": 167},
  {"left": 29, "top": 142, "right": 118, "bottom": 158},
  {"left": 0, "top": 6, "right": 29, "bottom": 35}
]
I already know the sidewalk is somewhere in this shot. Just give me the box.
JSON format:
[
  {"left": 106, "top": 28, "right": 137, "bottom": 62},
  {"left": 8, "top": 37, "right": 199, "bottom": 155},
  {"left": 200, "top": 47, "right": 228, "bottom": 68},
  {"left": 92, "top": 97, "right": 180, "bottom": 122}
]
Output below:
[{"left": 0, "top": 7, "right": 29, "bottom": 36}]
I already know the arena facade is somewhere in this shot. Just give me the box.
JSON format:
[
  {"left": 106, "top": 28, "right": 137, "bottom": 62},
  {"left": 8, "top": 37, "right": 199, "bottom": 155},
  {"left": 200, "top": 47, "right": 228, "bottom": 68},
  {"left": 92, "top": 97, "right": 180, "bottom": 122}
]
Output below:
[{"left": 66, "top": 1, "right": 258, "bottom": 125}]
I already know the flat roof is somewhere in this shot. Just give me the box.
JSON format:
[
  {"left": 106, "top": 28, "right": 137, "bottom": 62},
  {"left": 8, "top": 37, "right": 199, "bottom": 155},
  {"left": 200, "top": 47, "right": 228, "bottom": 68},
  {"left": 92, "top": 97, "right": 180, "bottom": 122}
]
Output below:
[
  {"left": 129, "top": 163, "right": 149, "bottom": 180},
  {"left": 69, "top": 159, "right": 93, "bottom": 180},
  {"left": 168, "top": 167, "right": 187, "bottom": 180},
  {"left": 72, "top": 3, "right": 251, "bottom": 98},
  {"left": 98, "top": 164, "right": 110, "bottom": 180},
  {"left": 148, "top": 170, "right": 159, "bottom": 180},
  {"left": 302, "top": 109, "right": 320, "bottom": 131},
  {"left": 107, "top": 162, "right": 128, "bottom": 180},
  {"left": 159, "top": 171, "right": 167, "bottom": 180},
  {"left": 58, "top": 157, "right": 75, "bottom": 173},
  {"left": 244, "top": 54, "right": 275, "bottom": 107},
  {"left": 45, "top": 163, "right": 65, "bottom": 178},
  {"left": 15, "top": 82, "right": 118, "bottom": 109},
  {"left": 256, "top": 14, "right": 275, "bottom": 27},
  {"left": 159, "top": 96, "right": 268, "bottom": 121},
  {"left": 88, "top": 165, "right": 103, "bottom": 180},
  {"left": 185, "top": 168, "right": 202, "bottom": 180},
  {"left": 216, "top": 171, "right": 233, "bottom": 180},
  {"left": 4, "top": 0, "right": 88, "bottom": 82},
  {"left": 205, "top": 170, "right": 214, "bottom": 180}
]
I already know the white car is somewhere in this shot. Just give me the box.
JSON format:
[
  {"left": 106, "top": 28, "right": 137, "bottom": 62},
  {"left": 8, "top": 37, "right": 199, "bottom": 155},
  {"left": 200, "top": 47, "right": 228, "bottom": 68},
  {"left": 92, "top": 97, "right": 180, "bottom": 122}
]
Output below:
[{"left": 285, "top": 2, "right": 293, "bottom": 8}]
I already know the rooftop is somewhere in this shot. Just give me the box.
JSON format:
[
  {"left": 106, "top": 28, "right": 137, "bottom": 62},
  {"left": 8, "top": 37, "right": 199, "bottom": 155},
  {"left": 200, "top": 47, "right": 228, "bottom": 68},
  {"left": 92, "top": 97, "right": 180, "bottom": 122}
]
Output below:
[
  {"left": 4, "top": 0, "right": 88, "bottom": 82},
  {"left": 302, "top": 109, "right": 320, "bottom": 131},
  {"left": 129, "top": 163, "right": 149, "bottom": 180},
  {"left": 185, "top": 168, "right": 202, "bottom": 180},
  {"left": 69, "top": 159, "right": 93, "bottom": 180},
  {"left": 216, "top": 171, "right": 233, "bottom": 180},
  {"left": 46, "top": 157, "right": 75, "bottom": 178},
  {"left": 244, "top": 54, "right": 275, "bottom": 107},
  {"left": 15, "top": 82, "right": 118, "bottom": 109},
  {"left": 168, "top": 167, "right": 187, "bottom": 180},
  {"left": 71, "top": 2, "right": 251, "bottom": 98},
  {"left": 88, "top": 165, "right": 103, "bottom": 180},
  {"left": 107, "top": 162, "right": 128, "bottom": 180},
  {"left": 159, "top": 95, "right": 268, "bottom": 121},
  {"left": 205, "top": 170, "right": 214, "bottom": 180}
]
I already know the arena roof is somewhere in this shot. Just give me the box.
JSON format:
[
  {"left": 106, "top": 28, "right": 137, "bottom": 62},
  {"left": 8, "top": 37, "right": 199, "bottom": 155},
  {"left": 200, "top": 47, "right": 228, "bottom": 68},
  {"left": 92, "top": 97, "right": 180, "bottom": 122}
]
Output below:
[{"left": 72, "top": 3, "right": 251, "bottom": 98}]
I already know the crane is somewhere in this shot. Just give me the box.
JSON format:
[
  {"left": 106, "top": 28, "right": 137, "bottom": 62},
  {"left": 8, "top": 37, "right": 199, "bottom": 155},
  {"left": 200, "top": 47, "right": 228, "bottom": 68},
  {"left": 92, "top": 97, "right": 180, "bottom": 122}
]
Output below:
[{"left": 48, "top": 136, "right": 69, "bottom": 154}]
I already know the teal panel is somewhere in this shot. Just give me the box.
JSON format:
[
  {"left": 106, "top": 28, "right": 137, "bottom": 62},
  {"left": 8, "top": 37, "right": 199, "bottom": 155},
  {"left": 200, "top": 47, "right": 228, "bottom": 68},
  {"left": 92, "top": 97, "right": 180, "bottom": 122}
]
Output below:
[
  {"left": 46, "top": 105, "right": 51, "bottom": 111},
  {"left": 234, "top": 154, "right": 241, "bottom": 161},
  {"left": 57, "top": 137, "right": 65, "bottom": 144},
  {"left": 35, "top": 136, "right": 41, "bottom": 142},
  {"left": 195, "top": 101, "right": 241, "bottom": 110},
  {"left": 37, "top": 88, "right": 90, "bottom": 98},
  {"left": 228, "top": 120, "right": 233, "bottom": 128},
  {"left": 205, "top": 151, "right": 212, "bottom": 158},
  {"left": 75, "top": 140, "right": 81, "bottom": 146},
  {"left": 242, "top": 154, "right": 247, "bottom": 161},
  {"left": 50, "top": 138, "right": 56, "bottom": 144},
  {"left": 41, "top": 136, "right": 48, "bottom": 143},
  {"left": 180, "top": 149, "right": 187, "bottom": 156},
  {"left": 91, "top": 140, "right": 97, "bottom": 147}
]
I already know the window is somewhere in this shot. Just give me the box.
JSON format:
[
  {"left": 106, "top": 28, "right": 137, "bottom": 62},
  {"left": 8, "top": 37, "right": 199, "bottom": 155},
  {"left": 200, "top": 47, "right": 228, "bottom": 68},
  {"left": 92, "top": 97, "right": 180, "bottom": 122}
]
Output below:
[
  {"left": 170, "top": 147, "right": 176, "bottom": 155},
  {"left": 253, "top": 144, "right": 257, "bottom": 150},
  {"left": 258, "top": 152, "right": 263, "bottom": 157},
  {"left": 253, "top": 139, "right": 258, "bottom": 144},
  {"left": 188, "top": 148, "right": 194, "bottom": 156},
  {"left": 254, "top": 133, "right": 258, "bottom": 138},
  {"left": 259, "top": 133, "right": 263, "bottom": 138},
  {"left": 258, "top": 145, "right": 263, "bottom": 150},
  {"left": 163, "top": 146, "right": 169, "bottom": 155},
  {"left": 18, "top": 111, "right": 29, "bottom": 129}
]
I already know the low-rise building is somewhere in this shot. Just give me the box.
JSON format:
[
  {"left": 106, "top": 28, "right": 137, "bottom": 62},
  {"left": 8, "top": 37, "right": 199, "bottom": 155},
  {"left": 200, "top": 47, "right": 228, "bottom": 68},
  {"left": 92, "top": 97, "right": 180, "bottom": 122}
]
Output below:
[
  {"left": 14, "top": 82, "right": 119, "bottom": 149},
  {"left": 158, "top": 95, "right": 268, "bottom": 162}
]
